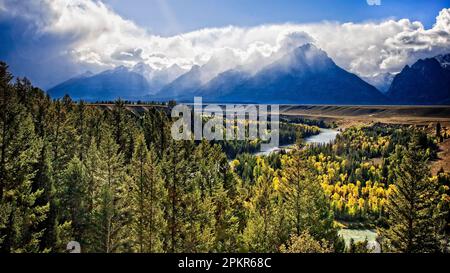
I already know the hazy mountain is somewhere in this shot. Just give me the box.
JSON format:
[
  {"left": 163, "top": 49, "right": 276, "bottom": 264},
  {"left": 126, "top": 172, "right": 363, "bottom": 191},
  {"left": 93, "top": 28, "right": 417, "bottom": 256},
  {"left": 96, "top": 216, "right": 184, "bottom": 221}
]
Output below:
[
  {"left": 131, "top": 62, "right": 187, "bottom": 94},
  {"left": 386, "top": 54, "right": 450, "bottom": 105},
  {"left": 363, "top": 72, "right": 395, "bottom": 93},
  {"left": 48, "top": 45, "right": 450, "bottom": 105},
  {"left": 155, "top": 65, "right": 204, "bottom": 100},
  {"left": 155, "top": 50, "right": 245, "bottom": 100},
  {"left": 48, "top": 66, "right": 151, "bottom": 101},
  {"left": 196, "top": 44, "right": 387, "bottom": 104},
  {"left": 47, "top": 62, "right": 188, "bottom": 101},
  {"left": 75, "top": 71, "right": 95, "bottom": 79},
  {"left": 198, "top": 69, "right": 252, "bottom": 100}
]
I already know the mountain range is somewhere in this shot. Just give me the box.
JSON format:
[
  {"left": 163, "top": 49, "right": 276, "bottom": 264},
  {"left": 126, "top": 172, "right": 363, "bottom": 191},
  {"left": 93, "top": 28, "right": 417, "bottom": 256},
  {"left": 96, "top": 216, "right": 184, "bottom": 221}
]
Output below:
[
  {"left": 47, "top": 44, "right": 450, "bottom": 105},
  {"left": 386, "top": 54, "right": 450, "bottom": 105},
  {"left": 197, "top": 44, "right": 386, "bottom": 104},
  {"left": 48, "top": 66, "right": 150, "bottom": 101}
]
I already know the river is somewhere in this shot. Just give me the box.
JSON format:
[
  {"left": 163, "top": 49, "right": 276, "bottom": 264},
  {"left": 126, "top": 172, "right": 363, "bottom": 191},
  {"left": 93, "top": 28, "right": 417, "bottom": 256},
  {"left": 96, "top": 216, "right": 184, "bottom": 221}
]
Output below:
[
  {"left": 254, "top": 128, "right": 339, "bottom": 156},
  {"left": 303, "top": 128, "right": 339, "bottom": 145},
  {"left": 338, "top": 229, "right": 380, "bottom": 253}
]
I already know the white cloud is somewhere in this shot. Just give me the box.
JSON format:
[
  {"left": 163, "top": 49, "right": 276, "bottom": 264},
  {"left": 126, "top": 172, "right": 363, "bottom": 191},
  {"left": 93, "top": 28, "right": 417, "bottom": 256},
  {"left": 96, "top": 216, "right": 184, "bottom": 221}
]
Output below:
[{"left": 1, "top": 0, "right": 450, "bottom": 85}]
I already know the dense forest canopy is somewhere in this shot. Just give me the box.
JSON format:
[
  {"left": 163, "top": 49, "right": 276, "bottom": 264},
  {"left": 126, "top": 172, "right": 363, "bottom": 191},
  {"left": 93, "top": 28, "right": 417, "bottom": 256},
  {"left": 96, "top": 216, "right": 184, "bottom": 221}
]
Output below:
[{"left": 0, "top": 61, "right": 449, "bottom": 253}]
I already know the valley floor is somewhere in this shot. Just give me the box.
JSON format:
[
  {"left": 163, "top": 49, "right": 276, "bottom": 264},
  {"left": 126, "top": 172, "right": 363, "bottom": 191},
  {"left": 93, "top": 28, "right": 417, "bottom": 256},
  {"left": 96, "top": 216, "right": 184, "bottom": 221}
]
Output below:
[{"left": 279, "top": 105, "right": 450, "bottom": 128}]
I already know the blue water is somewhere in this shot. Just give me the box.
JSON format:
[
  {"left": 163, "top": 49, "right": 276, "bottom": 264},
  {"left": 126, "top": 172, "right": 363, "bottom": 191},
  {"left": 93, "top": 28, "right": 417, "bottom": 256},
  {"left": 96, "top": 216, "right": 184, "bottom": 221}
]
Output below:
[
  {"left": 304, "top": 128, "right": 339, "bottom": 145},
  {"left": 255, "top": 128, "right": 339, "bottom": 156}
]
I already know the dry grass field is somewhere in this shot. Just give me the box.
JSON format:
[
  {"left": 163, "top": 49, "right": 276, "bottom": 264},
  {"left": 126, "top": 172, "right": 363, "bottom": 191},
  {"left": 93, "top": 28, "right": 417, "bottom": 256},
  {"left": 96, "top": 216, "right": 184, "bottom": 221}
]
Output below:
[{"left": 279, "top": 105, "right": 450, "bottom": 128}]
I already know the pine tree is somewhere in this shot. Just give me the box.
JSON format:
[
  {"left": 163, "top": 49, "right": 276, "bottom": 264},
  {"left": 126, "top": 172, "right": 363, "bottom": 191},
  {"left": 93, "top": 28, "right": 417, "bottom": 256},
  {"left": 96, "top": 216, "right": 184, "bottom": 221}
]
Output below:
[
  {"left": 347, "top": 238, "right": 371, "bottom": 253},
  {"left": 32, "top": 141, "right": 58, "bottom": 251},
  {"left": 191, "top": 140, "right": 241, "bottom": 252},
  {"left": 280, "top": 231, "right": 333, "bottom": 253},
  {"left": 160, "top": 140, "right": 219, "bottom": 252},
  {"left": 0, "top": 61, "right": 14, "bottom": 203},
  {"left": 381, "top": 141, "right": 446, "bottom": 253},
  {"left": 81, "top": 140, "right": 102, "bottom": 251},
  {"left": 92, "top": 128, "right": 132, "bottom": 253},
  {"left": 61, "top": 156, "right": 89, "bottom": 247},
  {"left": 161, "top": 140, "right": 186, "bottom": 252},
  {"left": 111, "top": 100, "right": 128, "bottom": 155},
  {"left": 142, "top": 109, "right": 170, "bottom": 158},
  {"left": 179, "top": 176, "right": 216, "bottom": 252},
  {"left": 242, "top": 158, "right": 285, "bottom": 252},
  {"left": 74, "top": 101, "right": 89, "bottom": 161},
  {"left": 47, "top": 99, "right": 78, "bottom": 185},
  {"left": 130, "top": 134, "right": 166, "bottom": 252},
  {"left": 280, "top": 150, "right": 338, "bottom": 244},
  {"left": 0, "top": 63, "right": 47, "bottom": 252}
]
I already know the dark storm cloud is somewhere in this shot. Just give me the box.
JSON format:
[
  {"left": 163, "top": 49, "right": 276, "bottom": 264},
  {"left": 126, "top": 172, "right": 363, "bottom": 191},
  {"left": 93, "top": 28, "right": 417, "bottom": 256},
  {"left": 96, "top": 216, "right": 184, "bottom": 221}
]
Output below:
[{"left": 1, "top": 20, "right": 77, "bottom": 88}]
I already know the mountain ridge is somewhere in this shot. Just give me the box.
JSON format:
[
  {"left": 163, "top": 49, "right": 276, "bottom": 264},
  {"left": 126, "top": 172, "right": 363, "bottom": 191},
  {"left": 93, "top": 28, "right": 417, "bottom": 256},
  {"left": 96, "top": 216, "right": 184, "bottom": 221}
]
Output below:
[
  {"left": 47, "top": 46, "right": 450, "bottom": 105},
  {"left": 194, "top": 44, "right": 387, "bottom": 104},
  {"left": 386, "top": 54, "right": 450, "bottom": 105},
  {"left": 48, "top": 66, "right": 151, "bottom": 101}
]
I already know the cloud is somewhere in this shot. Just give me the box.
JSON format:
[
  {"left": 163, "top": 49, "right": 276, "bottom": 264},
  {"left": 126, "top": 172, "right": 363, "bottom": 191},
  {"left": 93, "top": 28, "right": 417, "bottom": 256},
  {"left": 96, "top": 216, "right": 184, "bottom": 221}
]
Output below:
[
  {"left": 1, "top": 0, "right": 449, "bottom": 89},
  {"left": 111, "top": 48, "right": 144, "bottom": 62},
  {"left": 299, "top": 10, "right": 450, "bottom": 77}
]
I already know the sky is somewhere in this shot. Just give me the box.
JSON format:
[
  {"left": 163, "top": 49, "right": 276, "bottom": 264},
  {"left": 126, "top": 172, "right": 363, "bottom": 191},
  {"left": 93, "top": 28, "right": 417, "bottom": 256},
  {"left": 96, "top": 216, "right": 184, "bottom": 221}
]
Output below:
[
  {"left": 0, "top": 0, "right": 449, "bottom": 89},
  {"left": 104, "top": 0, "right": 449, "bottom": 35}
]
